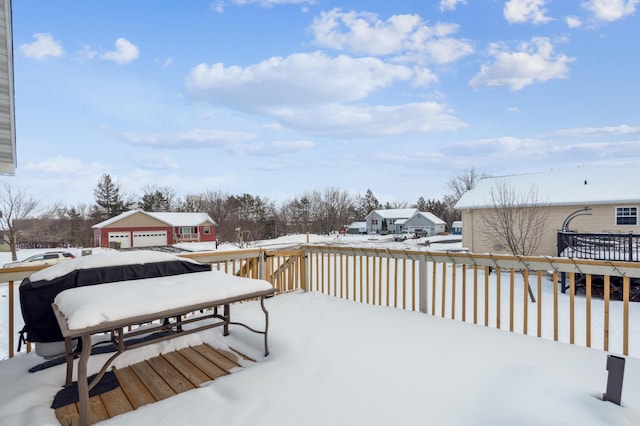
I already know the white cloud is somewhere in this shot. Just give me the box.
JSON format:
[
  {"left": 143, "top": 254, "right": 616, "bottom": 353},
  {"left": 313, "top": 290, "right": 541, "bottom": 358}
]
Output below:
[
  {"left": 504, "top": 0, "right": 552, "bottom": 24},
  {"left": 129, "top": 153, "right": 180, "bottom": 170},
  {"left": 412, "top": 67, "right": 439, "bottom": 88},
  {"left": 309, "top": 9, "right": 473, "bottom": 64},
  {"left": 469, "top": 37, "right": 574, "bottom": 90},
  {"left": 100, "top": 38, "right": 140, "bottom": 64},
  {"left": 25, "top": 155, "right": 105, "bottom": 176},
  {"left": 184, "top": 50, "right": 466, "bottom": 137},
  {"left": 439, "top": 0, "right": 467, "bottom": 12},
  {"left": 121, "top": 128, "right": 257, "bottom": 148},
  {"left": 155, "top": 57, "right": 173, "bottom": 68},
  {"left": 445, "top": 136, "right": 548, "bottom": 160},
  {"left": 211, "top": 1, "right": 224, "bottom": 13},
  {"left": 78, "top": 44, "right": 97, "bottom": 60},
  {"left": 553, "top": 124, "right": 640, "bottom": 138},
  {"left": 583, "top": 0, "right": 639, "bottom": 22},
  {"left": 185, "top": 51, "right": 414, "bottom": 111},
  {"left": 19, "top": 33, "right": 64, "bottom": 59},
  {"left": 229, "top": 140, "right": 315, "bottom": 155},
  {"left": 276, "top": 102, "right": 466, "bottom": 137},
  {"left": 565, "top": 16, "right": 583, "bottom": 28}
]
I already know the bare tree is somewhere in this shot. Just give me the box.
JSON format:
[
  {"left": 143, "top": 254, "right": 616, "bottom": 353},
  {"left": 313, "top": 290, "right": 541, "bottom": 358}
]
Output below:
[
  {"left": 479, "top": 179, "right": 549, "bottom": 302},
  {"left": 0, "top": 181, "right": 40, "bottom": 260},
  {"left": 446, "top": 167, "right": 488, "bottom": 203},
  {"left": 443, "top": 168, "right": 489, "bottom": 228}
]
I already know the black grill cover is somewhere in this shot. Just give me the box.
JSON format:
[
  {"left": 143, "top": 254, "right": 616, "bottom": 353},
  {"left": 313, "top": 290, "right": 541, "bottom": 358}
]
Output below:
[{"left": 19, "top": 256, "right": 211, "bottom": 343}]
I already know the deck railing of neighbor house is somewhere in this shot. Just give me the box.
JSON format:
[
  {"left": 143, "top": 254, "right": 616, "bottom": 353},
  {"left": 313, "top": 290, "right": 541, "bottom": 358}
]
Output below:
[
  {"left": 558, "top": 231, "right": 640, "bottom": 262},
  {"left": 2, "top": 246, "right": 640, "bottom": 359}
]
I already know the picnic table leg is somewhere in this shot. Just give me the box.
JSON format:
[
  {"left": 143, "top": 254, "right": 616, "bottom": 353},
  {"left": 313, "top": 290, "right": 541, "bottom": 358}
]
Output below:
[
  {"left": 64, "top": 337, "right": 74, "bottom": 386},
  {"left": 77, "top": 334, "right": 92, "bottom": 426},
  {"left": 223, "top": 304, "right": 230, "bottom": 336},
  {"left": 261, "top": 296, "right": 270, "bottom": 356}
]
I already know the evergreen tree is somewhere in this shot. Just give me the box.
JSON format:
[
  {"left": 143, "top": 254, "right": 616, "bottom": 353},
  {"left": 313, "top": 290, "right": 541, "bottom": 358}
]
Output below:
[
  {"left": 356, "top": 188, "right": 381, "bottom": 218},
  {"left": 415, "top": 196, "right": 428, "bottom": 211},
  {"left": 138, "top": 190, "right": 171, "bottom": 211},
  {"left": 91, "top": 174, "right": 130, "bottom": 220}
]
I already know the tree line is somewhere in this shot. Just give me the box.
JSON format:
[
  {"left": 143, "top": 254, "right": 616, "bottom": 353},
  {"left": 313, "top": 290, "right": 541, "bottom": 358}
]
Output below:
[{"left": 0, "top": 169, "right": 486, "bottom": 260}]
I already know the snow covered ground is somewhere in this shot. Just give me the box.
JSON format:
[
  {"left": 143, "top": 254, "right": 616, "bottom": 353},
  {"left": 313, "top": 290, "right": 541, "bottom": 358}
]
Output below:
[{"left": 1, "top": 235, "right": 639, "bottom": 425}]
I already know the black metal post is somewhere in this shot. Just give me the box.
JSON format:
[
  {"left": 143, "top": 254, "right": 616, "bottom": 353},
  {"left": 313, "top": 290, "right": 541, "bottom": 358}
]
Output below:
[{"left": 603, "top": 355, "right": 625, "bottom": 405}]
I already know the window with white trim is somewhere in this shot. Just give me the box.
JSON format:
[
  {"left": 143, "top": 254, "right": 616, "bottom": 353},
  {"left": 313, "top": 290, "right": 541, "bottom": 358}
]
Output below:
[
  {"left": 204, "top": 227, "right": 210, "bottom": 235},
  {"left": 616, "top": 206, "right": 638, "bottom": 225}
]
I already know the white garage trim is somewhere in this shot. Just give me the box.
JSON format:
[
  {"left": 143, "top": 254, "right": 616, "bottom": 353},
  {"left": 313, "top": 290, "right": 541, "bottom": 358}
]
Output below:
[
  {"left": 107, "top": 232, "right": 131, "bottom": 249},
  {"left": 132, "top": 230, "right": 168, "bottom": 247}
]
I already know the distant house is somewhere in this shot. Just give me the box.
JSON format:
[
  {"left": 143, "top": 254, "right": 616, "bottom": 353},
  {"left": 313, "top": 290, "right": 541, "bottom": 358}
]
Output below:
[
  {"left": 92, "top": 210, "right": 217, "bottom": 248},
  {"left": 347, "top": 221, "right": 367, "bottom": 234},
  {"left": 365, "top": 208, "right": 417, "bottom": 234},
  {"left": 404, "top": 211, "right": 446, "bottom": 236},
  {"left": 365, "top": 209, "right": 445, "bottom": 236},
  {"left": 454, "top": 167, "right": 640, "bottom": 256},
  {"left": 451, "top": 221, "right": 462, "bottom": 235}
]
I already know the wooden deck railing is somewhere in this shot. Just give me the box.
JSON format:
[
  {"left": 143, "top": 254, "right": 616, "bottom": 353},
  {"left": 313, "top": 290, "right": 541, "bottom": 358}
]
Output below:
[{"left": 2, "top": 246, "right": 640, "bottom": 359}]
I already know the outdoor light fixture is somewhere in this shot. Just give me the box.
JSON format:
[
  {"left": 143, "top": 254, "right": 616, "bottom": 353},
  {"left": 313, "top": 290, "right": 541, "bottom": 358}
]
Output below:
[{"left": 603, "top": 354, "right": 625, "bottom": 405}]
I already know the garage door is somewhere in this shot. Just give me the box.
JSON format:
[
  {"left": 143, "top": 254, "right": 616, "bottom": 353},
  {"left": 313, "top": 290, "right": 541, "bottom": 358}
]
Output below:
[
  {"left": 107, "top": 232, "right": 131, "bottom": 249},
  {"left": 132, "top": 230, "right": 168, "bottom": 247}
]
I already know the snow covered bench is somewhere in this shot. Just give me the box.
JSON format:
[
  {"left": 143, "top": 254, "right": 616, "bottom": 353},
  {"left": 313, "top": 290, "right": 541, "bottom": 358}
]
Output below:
[{"left": 46, "top": 253, "right": 275, "bottom": 426}]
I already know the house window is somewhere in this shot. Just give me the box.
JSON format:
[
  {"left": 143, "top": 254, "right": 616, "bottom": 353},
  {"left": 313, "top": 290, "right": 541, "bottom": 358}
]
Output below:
[
  {"left": 616, "top": 207, "right": 638, "bottom": 225},
  {"left": 204, "top": 227, "right": 210, "bottom": 235},
  {"left": 179, "top": 226, "right": 196, "bottom": 234}
]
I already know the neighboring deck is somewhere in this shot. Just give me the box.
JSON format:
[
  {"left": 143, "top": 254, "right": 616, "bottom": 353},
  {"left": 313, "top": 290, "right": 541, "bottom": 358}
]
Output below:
[{"left": 55, "top": 343, "right": 248, "bottom": 425}]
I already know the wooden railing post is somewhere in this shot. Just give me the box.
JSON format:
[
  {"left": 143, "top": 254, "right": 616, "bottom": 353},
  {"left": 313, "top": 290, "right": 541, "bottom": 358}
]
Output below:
[
  {"left": 302, "top": 249, "right": 309, "bottom": 292},
  {"left": 418, "top": 256, "right": 428, "bottom": 313}
]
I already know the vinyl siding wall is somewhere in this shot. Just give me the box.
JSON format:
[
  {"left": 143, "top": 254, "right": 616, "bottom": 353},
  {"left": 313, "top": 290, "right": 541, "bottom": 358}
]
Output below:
[{"left": 461, "top": 203, "right": 640, "bottom": 256}]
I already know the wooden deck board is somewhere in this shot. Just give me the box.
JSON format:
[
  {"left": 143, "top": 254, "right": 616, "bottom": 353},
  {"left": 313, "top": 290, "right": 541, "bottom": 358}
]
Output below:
[
  {"left": 113, "top": 366, "right": 156, "bottom": 409},
  {"left": 177, "top": 347, "right": 228, "bottom": 380},
  {"left": 195, "top": 343, "right": 242, "bottom": 373},
  {"left": 99, "top": 387, "right": 133, "bottom": 417},
  {"left": 55, "top": 403, "right": 79, "bottom": 426},
  {"left": 146, "top": 356, "right": 196, "bottom": 394},
  {"left": 54, "top": 344, "right": 241, "bottom": 425},
  {"left": 130, "top": 360, "right": 177, "bottom": 401},
  {"left": 161, "top": 351, "right": 211, "bottom": 387}
]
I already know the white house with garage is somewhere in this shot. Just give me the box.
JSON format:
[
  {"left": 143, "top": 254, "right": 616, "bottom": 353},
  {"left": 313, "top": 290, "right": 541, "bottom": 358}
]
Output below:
[
  {"left": 365, "top": 208, "right": 445, "bottom": 236},
  {"left": 92, "top": 210, "right": 217, "bottom": 249}
]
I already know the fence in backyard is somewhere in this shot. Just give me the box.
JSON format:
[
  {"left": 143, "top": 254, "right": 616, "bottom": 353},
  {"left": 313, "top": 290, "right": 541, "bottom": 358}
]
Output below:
[{"left": 2, "top": 246, "right": 640, "bottom": 359}]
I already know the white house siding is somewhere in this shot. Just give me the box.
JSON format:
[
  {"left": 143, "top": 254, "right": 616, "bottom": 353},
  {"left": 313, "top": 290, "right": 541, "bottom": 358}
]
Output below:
[
  {"left": 0, "top": 0, "right": 16, "bottom": 174},
  {"left": 365, "top": 209, "right": 419, "bottom": 234},
  {"left": 404, "top": 214, "right": 445, "bottom": 236},
  {"left": 461, "top": 203, "right": 640, "bottom": 256}
]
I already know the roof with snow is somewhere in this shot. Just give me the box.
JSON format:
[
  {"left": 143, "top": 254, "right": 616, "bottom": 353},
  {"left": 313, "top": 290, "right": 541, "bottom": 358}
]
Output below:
[
  {"left": 411, "top": 211, "right": 446, "bottom": 225},
  {"left": 366, "top": 208, "right": 418, "bottom": 219},
  {"left": 455, "top": 166, "right": 640, "bottom": 209},
  {"left": 92, "top": 210, "right": 217, "bottom": 228}
]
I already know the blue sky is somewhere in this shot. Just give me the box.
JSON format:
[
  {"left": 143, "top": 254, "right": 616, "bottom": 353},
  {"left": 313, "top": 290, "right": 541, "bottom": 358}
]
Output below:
[{"left": 9, "top": 0, "right": 640, "bottom": 209}]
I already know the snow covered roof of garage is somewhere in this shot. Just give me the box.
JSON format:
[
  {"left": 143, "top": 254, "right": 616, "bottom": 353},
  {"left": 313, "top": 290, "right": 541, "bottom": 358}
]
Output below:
[{"left": 92, "top": 210, "right": 217, "bottom": 228}]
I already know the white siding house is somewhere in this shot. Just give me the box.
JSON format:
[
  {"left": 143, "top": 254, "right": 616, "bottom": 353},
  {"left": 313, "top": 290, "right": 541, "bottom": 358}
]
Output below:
[
  {"left": 0, "top": 1, "right": 16, "bottom": 174},
  {"left": 404, "top": 211, "right": 446, "bottom": 236},
  {"left": 365, "top": 209, "right": 419, "bottom": 234},
  {"left": 455, "top": 167, "right": 640, "bottom": 256},
  {"left": 365, "top": 208, "right": 445, "bottom": 235}
]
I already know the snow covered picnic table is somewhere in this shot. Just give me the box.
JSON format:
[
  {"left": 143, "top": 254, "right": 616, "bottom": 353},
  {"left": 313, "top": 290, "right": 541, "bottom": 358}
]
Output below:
[{"left": 51, "top": 269, "right": 275, "bottom": 426}]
